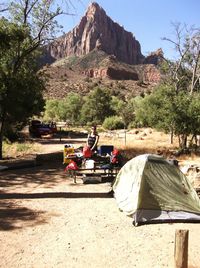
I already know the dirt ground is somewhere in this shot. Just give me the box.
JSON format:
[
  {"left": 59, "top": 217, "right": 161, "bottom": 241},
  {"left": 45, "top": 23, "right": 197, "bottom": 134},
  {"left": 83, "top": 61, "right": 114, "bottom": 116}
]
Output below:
[{"left": 0, "top": 130, "right": 200, "bottom": 268}]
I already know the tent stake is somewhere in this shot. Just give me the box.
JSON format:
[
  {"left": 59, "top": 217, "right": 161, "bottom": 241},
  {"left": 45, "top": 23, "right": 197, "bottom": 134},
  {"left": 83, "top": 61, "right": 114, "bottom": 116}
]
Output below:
[{"left": 174, "top": 229, "right": 189, "bottom": 268}]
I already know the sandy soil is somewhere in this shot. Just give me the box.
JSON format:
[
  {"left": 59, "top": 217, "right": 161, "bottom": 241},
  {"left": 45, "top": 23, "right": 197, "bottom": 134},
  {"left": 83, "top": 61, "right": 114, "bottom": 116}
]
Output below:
[{"left": 1, "top": 131, "right": 200, "bottom": 268}]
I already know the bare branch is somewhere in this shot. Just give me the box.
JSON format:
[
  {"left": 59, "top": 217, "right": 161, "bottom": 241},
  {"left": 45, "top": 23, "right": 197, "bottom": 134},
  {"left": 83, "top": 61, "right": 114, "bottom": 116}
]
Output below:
[
  {"left": 162, "top": 23, "right": 200, "bottom": 94},
  {"left": 190, "top": 49, "right": 200, "bottom": 94},
  {"left": 0, "top": 2, "right": 8, "bottom": 12}
]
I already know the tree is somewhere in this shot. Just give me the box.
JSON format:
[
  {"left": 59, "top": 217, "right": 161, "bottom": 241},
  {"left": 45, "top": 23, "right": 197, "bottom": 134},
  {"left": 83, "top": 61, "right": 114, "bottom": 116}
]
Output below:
[
  {"left": 149, "top": 23, "right": 200, "bottom": 148},
  {"left": 0, "top": 0, "right": 78, "bottom": 159},
  {"left": 58, "top": 93, "right": 83, "bottom": 125},
  {"left": 102, "top": 116, "right": 124, "bottom": 130},
  {"left": 80, "top": 87, "right": 114, "bottom": 125},
  {"left": 111, "top": 96, "right": 125, "bottom": 115},
  {"left": 162, "top": 23, "right": 200, "bottom": 94},
  {"left": 43, "top": 99, "right": 60, "bottom": 121},
  {"left": 0, "top": 19, "right": 45, "bottom": 157},
  {"left": 111, "top": 96, "right": 136, "bottom": 128},
  {"left": 135, "top": 84, "right": 200, "bottom": 149},
  {"left": 0, "top": 2, "right": 8, "bottom": 12}
]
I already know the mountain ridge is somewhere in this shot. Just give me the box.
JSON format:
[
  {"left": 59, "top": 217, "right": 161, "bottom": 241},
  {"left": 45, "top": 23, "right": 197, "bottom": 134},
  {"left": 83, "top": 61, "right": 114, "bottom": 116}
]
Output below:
[
  {"left": 42, "top": 2, "right": 163, "bottom": 99},
  {"left": 43, "top": 2, "right": 146, "bottom": 65}
]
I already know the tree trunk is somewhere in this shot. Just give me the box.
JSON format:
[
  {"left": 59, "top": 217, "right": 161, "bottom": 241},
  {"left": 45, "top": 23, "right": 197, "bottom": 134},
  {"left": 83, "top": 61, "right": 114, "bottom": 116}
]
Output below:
[
  {"left": 183, "top": 135, "right": 188, "bottom": 149},
  {"left": 170, "top": 128, "right": 174, "bottom": 144},
  {"left": 190, "top": 50, "right": 200, "bottom": 95},
  {"left": 0, "top": 112, "right": 6, "bottom": 160},
  {"left": 179, "top": 134, "right": 188, "bottom": 149},
  {"left": 178, "top": 135, "right": 181, "bottom": 147},
  {"left": 0, "top": 122, "right": 4, "bottom": 160},
  {"left": 191, "top": 134, "right": 197, "bottom": 146}
]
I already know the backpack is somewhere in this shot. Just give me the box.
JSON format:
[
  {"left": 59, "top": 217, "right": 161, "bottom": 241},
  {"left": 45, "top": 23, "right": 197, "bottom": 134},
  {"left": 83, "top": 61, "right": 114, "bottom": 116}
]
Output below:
[
  {"left": 65, "top": 160, "right": 78, "bottom": 171},
  {"left": 83, "top": 146, "right": 92, "bottom": 158},
  {"left": 110, "top": 149, "right": 122, "bottom": 166}
]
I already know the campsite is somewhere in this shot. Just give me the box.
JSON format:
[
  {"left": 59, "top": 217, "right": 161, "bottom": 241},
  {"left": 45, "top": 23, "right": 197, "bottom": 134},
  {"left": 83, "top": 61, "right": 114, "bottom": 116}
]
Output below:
[
  {"left": 1, "top": 128, "right": 200, "bottom": 268},
  {"left": 0, "top": 0, "right": 200, "bottom": 267}
]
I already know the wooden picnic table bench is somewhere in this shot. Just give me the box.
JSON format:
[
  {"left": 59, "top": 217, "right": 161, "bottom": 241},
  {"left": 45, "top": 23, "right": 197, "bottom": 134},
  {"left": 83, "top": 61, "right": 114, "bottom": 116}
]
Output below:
[{"left": 66, "top": 167, "right": 121, "bottom": 183}]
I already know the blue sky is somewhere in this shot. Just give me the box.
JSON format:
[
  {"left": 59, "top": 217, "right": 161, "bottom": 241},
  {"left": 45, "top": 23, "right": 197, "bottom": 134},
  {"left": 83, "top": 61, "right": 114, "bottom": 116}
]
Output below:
[{"left": 58, "top": 0, "right": 200, "bottom": 60}]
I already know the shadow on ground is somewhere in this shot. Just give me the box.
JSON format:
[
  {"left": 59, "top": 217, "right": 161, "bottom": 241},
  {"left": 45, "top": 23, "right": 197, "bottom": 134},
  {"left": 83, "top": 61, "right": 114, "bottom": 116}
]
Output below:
[
  {"left": 27, "top": 130, "right": 88, "bottom": 146},
  {"left": 0, "top": 200, "right": 47, "bottom": 231},
  {"left": 37, "top": 138, "right": 85, "bottom": 146},
  {"left": 0, "top": 162, "right": 66, "bottom": 189},
  {"left": 0, "top": 191, "right": 113, "bottom": 199},
  {"left": 0, "top": 160, "right": 112, "bottom": 231}
]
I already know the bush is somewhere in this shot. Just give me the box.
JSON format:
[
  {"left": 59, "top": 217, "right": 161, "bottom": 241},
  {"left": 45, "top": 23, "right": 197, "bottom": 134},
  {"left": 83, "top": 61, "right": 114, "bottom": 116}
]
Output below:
[
  {"left": 103, "top": 116, "right": 124, "bottom": 130},
  {"left": 128, "top": 121, "right": 138, "bottom": 129},
  {"left": 16, "top": 143, "right": 32, "bottom": 153},
  {"left": 2, "top": 141, "right": 40, "bottom": 158}
]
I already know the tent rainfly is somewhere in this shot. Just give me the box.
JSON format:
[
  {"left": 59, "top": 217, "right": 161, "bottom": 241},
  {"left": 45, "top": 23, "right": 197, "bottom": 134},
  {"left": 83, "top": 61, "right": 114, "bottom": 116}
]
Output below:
[{"left": 113, "top": 154, "right": 200, "bottom": 226}]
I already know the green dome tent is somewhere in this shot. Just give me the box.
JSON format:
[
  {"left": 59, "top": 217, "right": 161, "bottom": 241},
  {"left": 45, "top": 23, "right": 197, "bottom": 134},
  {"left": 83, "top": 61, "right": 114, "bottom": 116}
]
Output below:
[{"left": 113, "top": 154, "right": 200, "bottom": 226}]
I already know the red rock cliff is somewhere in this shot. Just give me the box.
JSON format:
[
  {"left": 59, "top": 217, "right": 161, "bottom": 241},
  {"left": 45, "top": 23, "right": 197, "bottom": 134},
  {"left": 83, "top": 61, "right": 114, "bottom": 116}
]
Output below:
[{"left": 46, "top": 2, "right": 144, "bottom": 65}]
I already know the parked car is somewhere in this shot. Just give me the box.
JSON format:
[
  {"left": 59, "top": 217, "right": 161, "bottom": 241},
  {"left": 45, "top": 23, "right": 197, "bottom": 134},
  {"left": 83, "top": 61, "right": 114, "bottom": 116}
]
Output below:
[
  {"left": 48, "top": 122, "right": 57, "bottom": 134},
  {"left": 29, "top": 120, "right": 54, "bottom": 137}
]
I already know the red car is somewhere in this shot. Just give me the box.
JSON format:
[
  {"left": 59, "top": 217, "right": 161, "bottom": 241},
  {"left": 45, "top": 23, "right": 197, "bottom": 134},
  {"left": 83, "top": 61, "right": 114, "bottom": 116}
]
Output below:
[{"left": 29, "top": 120, "right": 54, "bottom": 137}]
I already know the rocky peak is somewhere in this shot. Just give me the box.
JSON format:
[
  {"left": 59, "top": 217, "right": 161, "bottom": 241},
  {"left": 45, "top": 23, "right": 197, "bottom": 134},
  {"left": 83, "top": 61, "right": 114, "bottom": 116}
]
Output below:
[
  {"left": 86, "top": 2, "right": 104, "bottom": 19},
  {"left": 144, "top": 48, "right": 164, "bottom": 65},
  {"left": 44, "top": 2, "right": 145, "bottom": 65}
]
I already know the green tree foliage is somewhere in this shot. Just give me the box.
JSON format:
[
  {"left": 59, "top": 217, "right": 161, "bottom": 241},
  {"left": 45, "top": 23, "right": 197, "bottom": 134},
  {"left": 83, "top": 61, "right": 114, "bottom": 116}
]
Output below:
[
  {"left": 111, "top": 96, "right": 124, "bottom": 115},
  {"left": 103, "top": 116, "right": 124, "bottom": 130},
  {"left": 142, "top": 23, "right": 200, "bottom": 149},
  {"left": 80, "top": 87, "right": 114, "bottom": 124},
  {"left": 0, "top": 0, "right": 78, "bottom": 159},
  {"left": 0, "top": 19, "right": 45, "bottom": 158},
  {"left": 111, "top": 96, "right": 136, "bottom": 127},
  {"left": 43, "top": 99, "right": 60, "bottom": 121},
  {"left": 9, "top": 0, "right": 66, "bottom": 50},
  {"left": 44, "top": 93, "right": 83, "bottom": 125},
  {"left": 135, "top": 84, "right": 200, "bottom": 148},
  {"left": 58, "top": 93, "right": 83, "bottom": 125},
  {"left": 135, "top": 85, "right": 174, "bottom": 130},
  {"left": 120, "top": 99, "right": 136, "bottom": 128}
]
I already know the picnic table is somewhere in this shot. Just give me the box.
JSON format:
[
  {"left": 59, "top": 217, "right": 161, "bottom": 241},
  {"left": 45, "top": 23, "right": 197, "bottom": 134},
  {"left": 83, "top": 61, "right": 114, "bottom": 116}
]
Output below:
[{"left": 65, "top": 154, "right": 121, "bottom": 183}]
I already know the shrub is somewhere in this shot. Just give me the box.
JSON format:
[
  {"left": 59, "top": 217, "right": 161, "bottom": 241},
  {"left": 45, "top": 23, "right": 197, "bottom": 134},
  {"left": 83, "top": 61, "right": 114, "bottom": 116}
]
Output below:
[
  {"left": 103, "top": 116, "right": 124, "bottom": 130},
  {"left": 2, "top": 141, "right": 40, "bottom": 158},
  {"left": 128, "top": 121, "right": 138, "bottom": 129},
  {"left": 16, "top": 143, "right": 32, "bottom": 153}
]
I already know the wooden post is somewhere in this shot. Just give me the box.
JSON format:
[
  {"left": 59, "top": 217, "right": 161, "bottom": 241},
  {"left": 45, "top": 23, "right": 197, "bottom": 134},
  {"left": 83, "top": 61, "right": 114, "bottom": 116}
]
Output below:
[
  {"left": 174, "top": 229, "right": 189, "bottom": 268},
  {"left": 124, "top": 127, "right": 126, "bottom": 147}
]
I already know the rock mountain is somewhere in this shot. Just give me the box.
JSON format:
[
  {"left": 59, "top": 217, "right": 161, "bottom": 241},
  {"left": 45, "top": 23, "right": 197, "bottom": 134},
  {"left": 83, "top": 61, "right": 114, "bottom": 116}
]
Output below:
[
  {"left": 43, "top": 2, "right": 163, "bottom": 99},
  {"left": 45, "top": 2, "right": 145, "bottom": 65}
]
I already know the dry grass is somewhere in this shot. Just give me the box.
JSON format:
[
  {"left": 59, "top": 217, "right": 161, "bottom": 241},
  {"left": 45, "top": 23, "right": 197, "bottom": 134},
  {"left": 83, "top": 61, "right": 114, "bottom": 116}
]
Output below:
[
  {"left": 100, "top": 128, "right": 177, "bottom": 152},
  {"left": 3, "top": 127, "right": 200, "bottom": 166},
  {"left": 2, "top": 141, "right": 41, "bottom": 159},
  {"left": 99, "top": 128, "right": 200, "bottom": 165}
]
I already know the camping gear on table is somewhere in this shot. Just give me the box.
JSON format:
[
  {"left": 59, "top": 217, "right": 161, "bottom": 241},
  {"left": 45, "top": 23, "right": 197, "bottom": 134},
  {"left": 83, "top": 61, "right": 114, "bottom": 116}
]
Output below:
[
  {"left": 98, "top": 145, "right": 114, "bottom": 156},
  {"left": 64, "top": 143, "right": 121, "bottom": 184},
  {"left": 65, "top": 160, "right": 79, "bottom": 171},
  {"left": 83, "top": 146, "right": 93, "bottom": 158},
  {"left": 85, "top": 159, "right": 95, "bottom": 169},
  {"left": 101, "top": 149, "right": 123, "bottom": 170},
  {"left": 113, "top": 154, "right": 200, "bottom": 226},
  {"left": 110, "top": 149, "right": 123, "bottom": 167},
  {"left": 63, "top": 144, "right": 75, "bottom": 164}
]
